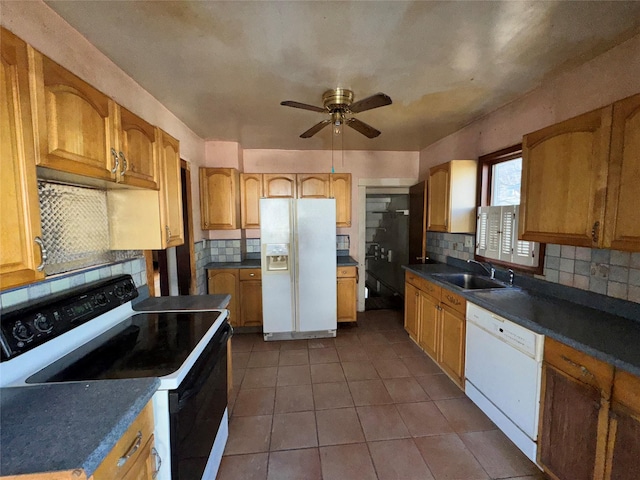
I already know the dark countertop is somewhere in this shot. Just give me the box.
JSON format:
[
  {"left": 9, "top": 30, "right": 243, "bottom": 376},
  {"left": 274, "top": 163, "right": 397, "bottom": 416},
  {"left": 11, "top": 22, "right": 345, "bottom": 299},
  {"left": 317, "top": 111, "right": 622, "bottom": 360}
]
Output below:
[
  {"left": 0, "top": 378, "right": 159, "bottom": 477},
  {"left": 403, "top": 263, "right": 640, "bottom": 377},
  {"left": 134, "top": 294, "right": 231, "bottom": 311},
  {"left": 205, "top": 256, "right": 358, "bottom": 269}
]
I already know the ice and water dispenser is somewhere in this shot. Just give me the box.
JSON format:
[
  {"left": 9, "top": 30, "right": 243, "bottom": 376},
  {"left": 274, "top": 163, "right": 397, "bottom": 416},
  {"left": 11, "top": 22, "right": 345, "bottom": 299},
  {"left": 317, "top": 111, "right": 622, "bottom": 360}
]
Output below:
[{"left": 265, "top": 243, "right": 289, "bottom": 272}]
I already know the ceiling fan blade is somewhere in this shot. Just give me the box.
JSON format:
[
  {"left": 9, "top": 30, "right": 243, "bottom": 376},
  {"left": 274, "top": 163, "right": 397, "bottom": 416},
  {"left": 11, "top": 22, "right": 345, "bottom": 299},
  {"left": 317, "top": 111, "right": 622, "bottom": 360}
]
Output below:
[
  {"left": 346, "top": 117, "right": 381, "bottom": 138},
  {"left": 349, "top": 92, "right": 392, "bottom": 113},
  {"left": 280, "top": 100, "right": 326, "bottom": 113},
  {"left": 300, "top": 119, "right": 331, "bottom": 138}
]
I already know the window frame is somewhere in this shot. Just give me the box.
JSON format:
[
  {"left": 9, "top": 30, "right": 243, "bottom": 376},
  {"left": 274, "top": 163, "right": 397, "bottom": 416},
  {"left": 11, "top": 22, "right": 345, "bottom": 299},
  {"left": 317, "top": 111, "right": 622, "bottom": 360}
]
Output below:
[{"left": 475, "top": 144, "right": 545, "bottom": 275}]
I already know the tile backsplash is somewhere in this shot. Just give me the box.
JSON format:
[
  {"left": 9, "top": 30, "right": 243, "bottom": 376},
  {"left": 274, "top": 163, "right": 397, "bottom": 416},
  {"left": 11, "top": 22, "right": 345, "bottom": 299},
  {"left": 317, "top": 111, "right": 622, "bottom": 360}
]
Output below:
[
  {"left": 196, "top": 235, "right": 351, "bottom": 294},
  {"left": 427, "top": 232, "right": 639, "bottom": 304},
  {"left": 0, "top": 257, "right": 147, "bottom": 310}
]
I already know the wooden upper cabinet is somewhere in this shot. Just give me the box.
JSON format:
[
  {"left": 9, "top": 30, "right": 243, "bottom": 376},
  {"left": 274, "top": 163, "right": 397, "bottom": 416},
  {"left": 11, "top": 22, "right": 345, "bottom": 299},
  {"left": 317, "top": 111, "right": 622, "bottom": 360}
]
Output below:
[
  {"left": 298, "top": 174, "right": 330, "bottom": 198},
  {"left": 330, "top": 173, "right": 352, "bottom": 227},
  {"left": 200, "top": 168, "right": 240, "bottom": 230},
  {"left": 240, "top": 173, "right": 262, "bottom": 229},
  {"left": 520, "top": 107, "right": 613, "bottom": 247},
  {"left": 427, "top": 160, "right": 477, "bottom": 233},
  {"left": 158, "top": 129, "right": 183, "bottom": 247},
  {"left": 0, "top": 29, "right": 45, "bottom": 290},
  {"left": 30, "top": 49, "right": 116, "bottom": 180},
  {"left": 603, "top": 94, "right": 640, "bottom": 252},
  {"left": 264, "top": 174, "right": 296, "bottom": 198},
  {"left": 115, "top": 106, "right": 159, "bottom": 189}
]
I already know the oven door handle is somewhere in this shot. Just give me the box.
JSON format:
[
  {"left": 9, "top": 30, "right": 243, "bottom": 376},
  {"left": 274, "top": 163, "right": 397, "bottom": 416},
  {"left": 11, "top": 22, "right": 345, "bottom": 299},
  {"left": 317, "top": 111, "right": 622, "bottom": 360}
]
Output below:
[{"left": 174, "top": 323, "right": 232, "bottom": 412}]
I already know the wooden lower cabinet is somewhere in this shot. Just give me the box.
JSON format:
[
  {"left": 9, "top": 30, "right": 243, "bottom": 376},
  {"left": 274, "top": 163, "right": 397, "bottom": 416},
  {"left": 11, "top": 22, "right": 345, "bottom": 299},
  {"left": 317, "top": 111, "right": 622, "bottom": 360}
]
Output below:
[
  {"left": 337, "top": 266, "right": 357, "bottom": 323},
  {"left": 208, "top": 268, "right": 262, "bottom": 327},
  {"left": 537, "top": 338, "right": 640, "bottom": 480},
  {"left": 239, "top": 269, "right": 263, "bottom": 327},
  {"left": 93, "top": 402, "right": 156, "bottom": 480},
  {"left": 403, "top": 272, "right": 465, "bottom": 387}
]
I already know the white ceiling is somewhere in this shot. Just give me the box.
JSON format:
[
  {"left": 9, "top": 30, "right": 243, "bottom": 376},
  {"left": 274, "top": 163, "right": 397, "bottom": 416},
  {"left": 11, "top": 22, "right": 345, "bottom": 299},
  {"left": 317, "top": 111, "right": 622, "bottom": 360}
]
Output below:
[{"left": 46, "top": 1, "right": 640, "bottom": 152}]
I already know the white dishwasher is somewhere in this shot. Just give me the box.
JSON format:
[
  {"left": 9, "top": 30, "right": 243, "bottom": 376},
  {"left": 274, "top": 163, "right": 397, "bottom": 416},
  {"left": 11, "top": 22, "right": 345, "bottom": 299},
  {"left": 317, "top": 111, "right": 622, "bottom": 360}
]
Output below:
[{"left": 465, "top": 302, "right": 544, "bottom": 465}]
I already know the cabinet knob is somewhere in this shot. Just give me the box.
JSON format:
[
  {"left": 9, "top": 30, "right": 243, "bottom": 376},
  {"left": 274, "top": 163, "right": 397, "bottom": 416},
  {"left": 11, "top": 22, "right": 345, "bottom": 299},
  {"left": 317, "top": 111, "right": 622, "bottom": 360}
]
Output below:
[
  {"left": 591, "top": 221, "right": 600, "bottom": 244},
  {"left": 250, "top": 273, "right": 255, "bottom": 277}
]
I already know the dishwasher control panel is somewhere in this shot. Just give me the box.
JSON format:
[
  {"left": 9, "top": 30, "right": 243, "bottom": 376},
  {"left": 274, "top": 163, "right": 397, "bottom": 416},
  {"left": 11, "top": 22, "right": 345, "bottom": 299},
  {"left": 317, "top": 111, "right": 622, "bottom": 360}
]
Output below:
[{"left": 466, "top": 303, "right": 543, "bottom": 360}]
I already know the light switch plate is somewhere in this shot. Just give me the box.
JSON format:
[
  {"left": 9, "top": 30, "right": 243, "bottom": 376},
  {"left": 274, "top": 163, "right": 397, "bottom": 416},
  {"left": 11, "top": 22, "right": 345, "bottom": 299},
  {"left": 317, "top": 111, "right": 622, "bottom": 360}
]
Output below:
[{"left": 464, "top": 236, "right": 474, "bottom": 248}]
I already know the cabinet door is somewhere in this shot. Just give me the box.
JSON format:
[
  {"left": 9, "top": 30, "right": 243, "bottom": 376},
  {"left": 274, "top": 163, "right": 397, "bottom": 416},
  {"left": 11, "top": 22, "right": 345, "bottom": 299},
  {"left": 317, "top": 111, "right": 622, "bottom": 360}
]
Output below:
[
  {"left": 417, "top": 292, "right": 439, "bottom": 359},
  {"left": 241, "top": 173, "right": 262, "bottom": 229},
  {"left": 0, "top": 29, "right": 45, "bottom": 290},
  {"left": 298, "top": 174, "right": 330, "bottom": 198},
  {"left": 31, "top": 51, "right": 116, "bottom": 180},
  {"left": 520, "top": 107, "right": 612, "bottom": 247},
  {"left": 427, "top": 163, "right": 450, "bottom": 232},
  {"left": 439, "top": 305, "right": 465, "bottom": 387},
  {"left": 605, "top": 370, "right": 640, "bottom": 480},
  {"left": 264, "top": 174, "right": 296, "bottom": 198},
  {"left": 240, "top": 280, "right": 263, "bottom": 327},
  {"left": 330, "top": 173, "right": 352, "bottom": 227},
  {"left": 404, "top": 282, "right": 420, "bottom": 338},
  {"left": 538, "top": 364, "right": 608, "bottom": 480},
  {"left": 158, "top": 129, "right": 183, "bottom": 247},
  {"left": 117, "top": 106, "right": 159, "bottom": 189},
  {"left": 200, "top": 168, "right": 240, "bottom": 230},
  {"left": 337, "top": 276, "right": 357, "bottom": 323},
  {"left": 208, "top": 269, "right": 239, "bottom": 327},
  {"left": 603, "top": 94, "right": 640, "bottom": 251}
]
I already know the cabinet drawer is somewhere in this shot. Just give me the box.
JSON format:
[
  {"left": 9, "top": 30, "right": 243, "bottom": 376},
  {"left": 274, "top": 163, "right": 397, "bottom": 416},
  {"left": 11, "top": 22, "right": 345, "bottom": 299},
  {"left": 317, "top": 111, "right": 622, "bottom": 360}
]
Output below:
[
  {"left": 544, "top": 337, "right": 614, "bottom": 394},
  {"left": 239, "top": 268, "right": 261, "bottom": 281},
  {"left": 93, "top": 401, "right": 154, "bottom": 479},
  {"left": 337, "top": 266, "right": 356, "bottom": 278},
  {"left": 405, "top": 272, "right": 440, "bottom": 298},
  {"left": 441, "top": 288, "right": 465, "bottom": 315}
]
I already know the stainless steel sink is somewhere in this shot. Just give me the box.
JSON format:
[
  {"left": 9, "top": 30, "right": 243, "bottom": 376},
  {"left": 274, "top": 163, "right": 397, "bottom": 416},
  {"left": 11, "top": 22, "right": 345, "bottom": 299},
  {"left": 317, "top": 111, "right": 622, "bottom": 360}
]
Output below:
[{"left": 433, "top": 273, "right": 507, "bottom": 290}]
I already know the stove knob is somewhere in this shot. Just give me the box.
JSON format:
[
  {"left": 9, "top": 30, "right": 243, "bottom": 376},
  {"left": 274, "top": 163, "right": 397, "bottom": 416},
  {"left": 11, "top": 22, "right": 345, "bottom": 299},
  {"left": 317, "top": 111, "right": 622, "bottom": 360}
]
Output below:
[
  {"left": 12, "top": 322, "right": 34, "bottom": 341},
  {"left": 124, "top": 282, "right": 134, "bottom": 294},
  {"left": 34, "top": 313, "right": 53, "bottom": 333},
  {"left": 114, "top": 286, "right": 125, "bottom": 298},
  {"left": 95, "top": 293, "right": 108, "bottom": 306}
]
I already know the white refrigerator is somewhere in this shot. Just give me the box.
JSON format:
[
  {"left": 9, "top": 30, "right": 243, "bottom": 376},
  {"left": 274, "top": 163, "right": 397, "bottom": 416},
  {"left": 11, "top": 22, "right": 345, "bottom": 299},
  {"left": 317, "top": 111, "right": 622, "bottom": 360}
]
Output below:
[{"left": 260, "top": 198, "right": 337, "bottom": 340}]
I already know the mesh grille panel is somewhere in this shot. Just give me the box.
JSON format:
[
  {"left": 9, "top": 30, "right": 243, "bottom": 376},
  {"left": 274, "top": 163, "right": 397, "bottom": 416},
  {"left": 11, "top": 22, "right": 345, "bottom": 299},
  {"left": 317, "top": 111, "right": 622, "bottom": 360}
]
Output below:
[{"left": 38, "top": 181, "right": 140, "bottom": 275}]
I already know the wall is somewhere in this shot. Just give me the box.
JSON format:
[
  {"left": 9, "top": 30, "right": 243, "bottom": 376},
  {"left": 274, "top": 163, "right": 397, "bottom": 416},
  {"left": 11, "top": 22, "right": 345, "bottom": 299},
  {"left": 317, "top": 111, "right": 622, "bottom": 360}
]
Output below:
[
  {"left": 419, "top": 32, "right": 640, "bottom": 175},
  {"left": 204, "top": 146, "right": 420, "bottom": 260},
  {"left": 0, "top": 1, "right": 209, "bottom": 241}
]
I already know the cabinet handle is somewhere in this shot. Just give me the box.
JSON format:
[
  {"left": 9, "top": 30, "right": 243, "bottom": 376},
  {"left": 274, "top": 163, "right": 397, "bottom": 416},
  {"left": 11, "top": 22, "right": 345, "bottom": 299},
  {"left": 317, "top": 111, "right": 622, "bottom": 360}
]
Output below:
[
  {"left": 591, "top": 221, "right": 600, "bottom": 244},
  {"left": 34, "top": 236, "right": 47, "bottom": 272},
  {"left": 151, "top": 447, "right": 162, "bottom": 479},
  {"left": 560, "top": 355, "right": 595, "bottom": 380},
  {"left": 356, "top": 267, "right": 359, "bottom": 284},
  {"left": 165, "top": 225, "right": 171, "bottom": 239},
  {"left": 118, "top": 151, "right": 128, "bottom": 177},
  {"left": 116, "top": 431, "right": 142, "bottom": 467},
  {"left": 110, "top": 148, "right": 120, "bottom": 174},
  {"left": 445, "top": 294, "right": 461, "bottom": 306},
  {"left": 249, "top": 273, "right": 255, "bottom": 277}
]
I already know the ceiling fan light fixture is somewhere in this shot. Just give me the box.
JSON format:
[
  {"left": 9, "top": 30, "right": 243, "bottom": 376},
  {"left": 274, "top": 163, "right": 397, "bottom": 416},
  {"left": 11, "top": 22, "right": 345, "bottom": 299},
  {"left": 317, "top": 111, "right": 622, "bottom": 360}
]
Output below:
[{"left": 332, "top": 111, "right": 343, "bottom": 135}]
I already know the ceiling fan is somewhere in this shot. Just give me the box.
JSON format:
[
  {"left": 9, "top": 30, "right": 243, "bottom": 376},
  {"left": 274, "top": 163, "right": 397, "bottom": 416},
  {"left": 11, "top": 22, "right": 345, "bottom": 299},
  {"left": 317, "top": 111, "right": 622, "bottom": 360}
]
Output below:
[{"left": 280, "top": 88, "right": 392, "bottom": 139}]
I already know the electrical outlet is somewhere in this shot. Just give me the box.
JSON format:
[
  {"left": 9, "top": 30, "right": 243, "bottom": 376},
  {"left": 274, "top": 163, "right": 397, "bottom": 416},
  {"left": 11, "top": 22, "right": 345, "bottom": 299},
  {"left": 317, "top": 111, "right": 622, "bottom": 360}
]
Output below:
[{"left": 464, "top": 236, "right": 474, "bottom": 248}]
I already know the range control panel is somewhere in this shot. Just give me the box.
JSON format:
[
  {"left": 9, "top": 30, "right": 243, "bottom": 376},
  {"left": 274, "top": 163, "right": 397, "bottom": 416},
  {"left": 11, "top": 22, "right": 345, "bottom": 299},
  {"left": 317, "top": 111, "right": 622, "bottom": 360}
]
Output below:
[{"left": 0, "top": 275, "right": 138, "bottom": 360}]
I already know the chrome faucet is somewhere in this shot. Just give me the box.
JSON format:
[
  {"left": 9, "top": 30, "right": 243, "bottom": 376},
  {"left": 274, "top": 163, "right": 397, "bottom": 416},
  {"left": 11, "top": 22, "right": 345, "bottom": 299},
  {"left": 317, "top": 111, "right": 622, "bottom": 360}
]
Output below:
[
  {"left": 508, "top": 269, "right": 515, "bottom": 287},
  {"left": 467, "top": 259, "right": 496, "bottom": 279}
]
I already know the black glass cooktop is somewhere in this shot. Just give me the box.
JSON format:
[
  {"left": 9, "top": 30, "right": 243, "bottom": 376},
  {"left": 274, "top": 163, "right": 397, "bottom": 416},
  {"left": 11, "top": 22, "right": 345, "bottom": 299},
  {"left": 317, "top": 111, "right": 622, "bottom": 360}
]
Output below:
[{"left": 26, "top": 311, "right": 221, "bottom": 383}]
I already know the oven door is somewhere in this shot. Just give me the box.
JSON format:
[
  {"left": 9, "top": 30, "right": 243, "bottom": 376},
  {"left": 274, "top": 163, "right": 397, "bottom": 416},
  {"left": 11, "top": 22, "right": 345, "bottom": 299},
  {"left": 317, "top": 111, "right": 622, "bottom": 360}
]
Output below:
[{"left": 168, "top": 320, "right": 232, "bottom": 479}]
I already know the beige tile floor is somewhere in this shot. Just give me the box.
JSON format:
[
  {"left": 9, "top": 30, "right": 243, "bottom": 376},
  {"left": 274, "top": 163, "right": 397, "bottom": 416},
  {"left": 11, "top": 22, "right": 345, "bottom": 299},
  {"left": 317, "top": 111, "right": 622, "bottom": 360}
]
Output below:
[{"left": 217, "top": 309, "right": 547, "bottom": 480}]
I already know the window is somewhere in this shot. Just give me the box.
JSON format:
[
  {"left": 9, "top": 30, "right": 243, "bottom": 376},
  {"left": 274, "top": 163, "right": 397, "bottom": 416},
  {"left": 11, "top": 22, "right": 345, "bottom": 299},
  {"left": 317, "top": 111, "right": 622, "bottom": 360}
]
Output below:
[
  {"left": 476, "top": 146, "right": 544, "bottom": 273},
  {"left": 491, "top": 157, "right": 522, "bottom": 206}
]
